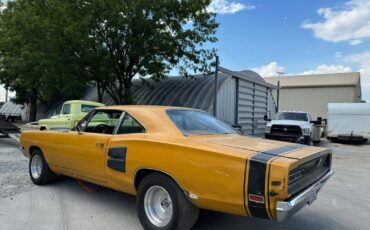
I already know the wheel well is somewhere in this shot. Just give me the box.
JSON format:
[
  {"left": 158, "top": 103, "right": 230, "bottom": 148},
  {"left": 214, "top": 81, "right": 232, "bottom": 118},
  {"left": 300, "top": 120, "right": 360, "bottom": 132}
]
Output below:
[
  {"left": 29, "top": 146, "right": 41, "bottom": 155},
  {"left": 40, "top": 126, "right": 47, "bottom": 131},
  {"left": 134, "top": 168, "right": 183, "bottom": 192}
]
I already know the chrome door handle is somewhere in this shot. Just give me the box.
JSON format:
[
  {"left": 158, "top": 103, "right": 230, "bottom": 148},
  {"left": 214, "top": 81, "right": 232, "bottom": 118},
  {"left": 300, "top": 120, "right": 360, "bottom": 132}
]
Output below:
[{"left": 96, "top": 142, "right": 105, "bottom": 149}]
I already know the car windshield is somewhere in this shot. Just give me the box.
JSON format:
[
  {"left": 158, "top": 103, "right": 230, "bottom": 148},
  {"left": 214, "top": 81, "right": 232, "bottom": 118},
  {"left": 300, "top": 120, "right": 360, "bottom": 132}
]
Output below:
[
  {"left": 167, "top": 109, "right": 236, "bottom": 135},
  {"left": 273, "top": 112, "right": 308, "bottom": 121}
]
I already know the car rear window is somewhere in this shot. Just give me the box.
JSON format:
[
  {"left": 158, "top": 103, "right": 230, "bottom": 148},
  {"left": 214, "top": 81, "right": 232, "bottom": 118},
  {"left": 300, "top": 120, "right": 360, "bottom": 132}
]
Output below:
[
  {"left": 167, "top": 109, "right": 236, "bottom": 135},
  {"left": 81, "top": 104, "right": 98, "bottom": 113}
]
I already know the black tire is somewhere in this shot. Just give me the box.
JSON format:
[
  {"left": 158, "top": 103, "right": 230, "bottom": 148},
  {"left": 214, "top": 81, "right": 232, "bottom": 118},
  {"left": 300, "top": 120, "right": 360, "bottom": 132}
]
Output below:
[
  {"left": 137, "top": 173, "right": 199, "bottom": 230},
  {"left": 29, "top": 148, "right": 57, "bottom": 185},
  {"left": 303, "top": 136, "right": 313, "bottom": 145}
]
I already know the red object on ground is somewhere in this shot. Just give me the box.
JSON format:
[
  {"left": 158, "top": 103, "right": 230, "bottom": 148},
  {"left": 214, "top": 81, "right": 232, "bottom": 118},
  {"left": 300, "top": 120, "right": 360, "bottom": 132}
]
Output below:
[{"left": 76, "top": 179, "right": 94, "bottom": 193}]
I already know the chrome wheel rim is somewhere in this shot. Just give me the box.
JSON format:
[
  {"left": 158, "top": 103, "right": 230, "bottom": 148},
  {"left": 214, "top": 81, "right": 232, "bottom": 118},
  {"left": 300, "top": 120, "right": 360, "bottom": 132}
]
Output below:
[
  {"left": 144, "top": 185, "right": 173, "bottom": 227},
  {"left": 30, "top": 154, "right": 42, "bottom": 179}
]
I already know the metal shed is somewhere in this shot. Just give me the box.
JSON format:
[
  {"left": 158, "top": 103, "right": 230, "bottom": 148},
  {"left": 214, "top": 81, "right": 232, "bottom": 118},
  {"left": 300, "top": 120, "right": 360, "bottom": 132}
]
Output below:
[
  {"left": 0, "top": 101, "right": 25, "bottom": 120},
  {"left": 0, "top": 67, "right": 277, "bottom": 135},
  {"left": 264, "top": 72, "right": 362, "bottom": 119}
]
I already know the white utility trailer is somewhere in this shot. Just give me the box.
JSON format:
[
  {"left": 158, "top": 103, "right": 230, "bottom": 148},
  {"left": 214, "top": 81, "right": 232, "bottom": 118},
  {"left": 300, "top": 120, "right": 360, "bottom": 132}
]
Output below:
[{"left": 327, "top": 103, "right": 370, "bottom": 143}]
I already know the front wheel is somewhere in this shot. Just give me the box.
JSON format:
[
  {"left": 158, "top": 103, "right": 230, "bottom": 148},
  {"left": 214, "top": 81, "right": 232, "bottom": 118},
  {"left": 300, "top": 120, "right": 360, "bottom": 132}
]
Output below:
[
  {"left": 137, "top": 173, "right": 199, "bottom": 230},
  {"left": 29, "top": 149, "right": 57, "bottom": 185}
]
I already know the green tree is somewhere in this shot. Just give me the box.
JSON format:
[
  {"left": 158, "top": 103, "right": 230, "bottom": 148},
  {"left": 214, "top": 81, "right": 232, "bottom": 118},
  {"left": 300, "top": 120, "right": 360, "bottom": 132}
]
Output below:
[
  {"left": 82, "top": 0, "right": 218, "bottom": 104},
  {"left": 0, "top": 0, "right": 218, "bottom": 120},
  {"left": 0, "top": 0, "right": 87, "bottom": 121}
]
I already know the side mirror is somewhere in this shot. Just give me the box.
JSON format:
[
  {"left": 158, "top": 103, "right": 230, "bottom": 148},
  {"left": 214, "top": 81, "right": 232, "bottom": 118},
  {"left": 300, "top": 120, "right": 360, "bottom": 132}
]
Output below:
[
  {"left": 311, "top": 117, "right": 322, "bottom": 125},
  {"left": 75, "top": 124, "right": 81, "bottom": 133},
  {"left": 264, "top": 114, "right": 271, "bottom": 122},
  {"left": 317, "top": 117, "right": 322, "bottom": 125},
  {"left": 75, "top": 122, "right": 86, "bottom": 134}
]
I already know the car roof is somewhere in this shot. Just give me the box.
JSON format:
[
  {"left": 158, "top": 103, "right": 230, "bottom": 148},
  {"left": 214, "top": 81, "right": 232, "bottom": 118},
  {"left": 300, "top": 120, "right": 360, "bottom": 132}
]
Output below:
[
  {"left": 94, "top": 105, "right": 201, "bottom": 136},
  {"left": 100, "top": 105, "right": 196, "bottom": 111},
  {"left": 64, "top": 100, "right": 105, "bottom": 106}
]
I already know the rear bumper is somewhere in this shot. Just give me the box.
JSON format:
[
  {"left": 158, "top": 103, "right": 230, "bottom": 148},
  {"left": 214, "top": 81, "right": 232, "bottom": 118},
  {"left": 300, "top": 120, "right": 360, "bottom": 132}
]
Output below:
[{"left": 276, "top": 169, "right": 334, "bottom": 222}]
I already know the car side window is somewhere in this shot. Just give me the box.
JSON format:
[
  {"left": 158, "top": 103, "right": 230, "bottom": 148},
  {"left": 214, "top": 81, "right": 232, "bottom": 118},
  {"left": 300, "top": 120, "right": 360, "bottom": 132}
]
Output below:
[
  {"left": 84, "top": 110, "right": 122, "bottom": 134},
  {"left": 117, "top": 113, "right": 145, "bottom": 134},
  {"left": 62, "top": 104, "right": 71, "bottom": 115}
]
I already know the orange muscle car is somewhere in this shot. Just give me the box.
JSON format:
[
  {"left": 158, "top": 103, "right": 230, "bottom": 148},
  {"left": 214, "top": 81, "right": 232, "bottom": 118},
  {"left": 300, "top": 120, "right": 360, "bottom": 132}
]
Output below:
[{"left": 20, "top": 106, "right": 333, "bottom": 230}]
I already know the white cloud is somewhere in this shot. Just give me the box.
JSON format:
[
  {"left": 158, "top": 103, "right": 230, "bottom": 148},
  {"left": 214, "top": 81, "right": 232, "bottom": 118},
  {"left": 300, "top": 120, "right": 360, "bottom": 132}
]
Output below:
[
  {"left": 208, "top": 0, "right": 255, "bottom": 14},
  {"left": 252, "top": 62, "right": 285, "bottom": 77},
  {"left": 298, "top": 65, "right": 352, "bottom": 75},
  {"left": 252, "top": 62, "right": 352, "bottom": 77},
  {"left": 344, "top": 51, "right": 370, "bottom": 89},
  {"left": 349, "top": 39, "right": 363, "bottom": 46},
  {"left": 302, "top": 0, "right": 370, "bottom": 45}
]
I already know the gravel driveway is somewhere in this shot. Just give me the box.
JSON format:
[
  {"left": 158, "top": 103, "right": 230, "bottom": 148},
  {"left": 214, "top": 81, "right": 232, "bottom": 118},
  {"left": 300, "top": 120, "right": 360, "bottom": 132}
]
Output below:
[{"left": 0, "top": 138, "right": 32, "bottom": 199}]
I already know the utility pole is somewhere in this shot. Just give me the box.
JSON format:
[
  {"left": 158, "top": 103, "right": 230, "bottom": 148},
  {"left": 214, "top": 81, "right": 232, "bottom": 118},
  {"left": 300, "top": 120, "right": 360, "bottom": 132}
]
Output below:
[
  {"left": 5, "top": 87, "right": 8, "bottom": 103},
  {"left": 213, "top": 56, "right": 219, "bottom": 117},
  {"left": 276, "top": 71, "right": 284, "bottom": 112}
]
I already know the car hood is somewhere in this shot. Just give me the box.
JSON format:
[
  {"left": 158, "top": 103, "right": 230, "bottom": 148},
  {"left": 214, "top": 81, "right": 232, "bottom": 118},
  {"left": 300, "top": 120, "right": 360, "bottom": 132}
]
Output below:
[
  {"left": 38, "top": 117, "right": 55, "bottom": 124},
  {"left": 268, "top": 120, "right": 309, "bottom": 126}
]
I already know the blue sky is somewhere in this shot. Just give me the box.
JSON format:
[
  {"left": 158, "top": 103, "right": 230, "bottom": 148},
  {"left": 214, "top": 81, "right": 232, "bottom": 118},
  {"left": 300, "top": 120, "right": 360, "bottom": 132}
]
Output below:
[
  {"left": 210, "top": 0, "right": 370, "bottom": 100},
  {"left": 1, "top": 0, "right": 370, "bottom": 101},
  {"left": 215, "top": 0, "right": 357, "bottom": 70}
]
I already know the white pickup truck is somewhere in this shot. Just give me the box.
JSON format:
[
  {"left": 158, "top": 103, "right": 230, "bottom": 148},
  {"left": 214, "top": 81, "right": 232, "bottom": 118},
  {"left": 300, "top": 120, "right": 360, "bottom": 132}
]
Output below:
[{"left": 264, "top": 111, "right": 322, "bottom": 145}]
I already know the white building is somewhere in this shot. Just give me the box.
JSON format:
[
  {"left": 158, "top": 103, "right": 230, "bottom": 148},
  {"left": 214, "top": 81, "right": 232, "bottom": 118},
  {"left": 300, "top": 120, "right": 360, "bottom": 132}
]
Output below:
[{"left": 264, "top": 72, "right": 362, "bottom": 120}]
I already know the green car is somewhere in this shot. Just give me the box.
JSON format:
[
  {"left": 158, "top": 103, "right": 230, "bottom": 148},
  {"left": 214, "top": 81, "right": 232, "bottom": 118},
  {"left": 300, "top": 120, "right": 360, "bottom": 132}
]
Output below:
[{"left": 38, "top": 100, "right": 105, "bottom": 131}]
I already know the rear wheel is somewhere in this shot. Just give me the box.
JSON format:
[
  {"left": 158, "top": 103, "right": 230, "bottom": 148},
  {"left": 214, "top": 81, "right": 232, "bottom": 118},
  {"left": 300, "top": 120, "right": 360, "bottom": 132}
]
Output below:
[
  {"left": 29, "top": 149, "right": 57, "bottom": 185},
  {"left": 137, "top": 173, "right": 199, "bottom": 230}
]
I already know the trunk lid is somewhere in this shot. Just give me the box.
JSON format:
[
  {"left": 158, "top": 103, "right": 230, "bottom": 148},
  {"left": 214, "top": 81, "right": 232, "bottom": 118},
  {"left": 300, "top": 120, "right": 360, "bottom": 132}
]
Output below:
[{"left": 201, "top": 134, "right": 326, "bottom": 160}]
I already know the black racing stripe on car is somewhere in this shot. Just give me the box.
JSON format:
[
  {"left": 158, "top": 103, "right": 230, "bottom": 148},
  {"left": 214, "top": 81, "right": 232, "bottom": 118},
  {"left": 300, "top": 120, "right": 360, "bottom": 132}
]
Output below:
[
  {"left": 247, "top": 145, "right": 304, "bottom": 219},
  {"left": 247, "top": 153, "right": 275, "bottom": 219},
  {"left": 264, "top": 144, "right": 306, "bottom": 156}
]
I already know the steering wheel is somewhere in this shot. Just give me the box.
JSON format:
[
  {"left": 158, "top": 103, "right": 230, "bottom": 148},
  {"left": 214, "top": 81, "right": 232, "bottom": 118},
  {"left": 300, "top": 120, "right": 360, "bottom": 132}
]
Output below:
[{"left": 94, "top": 124, "right": 110, "bottom": 133}]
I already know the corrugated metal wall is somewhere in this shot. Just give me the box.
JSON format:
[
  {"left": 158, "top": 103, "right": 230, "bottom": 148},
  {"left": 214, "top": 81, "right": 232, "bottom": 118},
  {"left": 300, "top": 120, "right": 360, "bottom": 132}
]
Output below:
[
  {"left": 1, "top": 68, "right": 276, "bottom": 136},
  {"left": 0, "top": 101, "right": 26, "bottom": 119},
  {"left": 216, "top": 78, "right": 236, "bottom": 124},
  {"left": 271, "top": 86, "right": 356, "bottom": 119},
  {"left": 254, "top": 84, "right": 269, "bottom": 135},
  {"left": 237, "top": 79, "right": 269, "bottom": 135}
]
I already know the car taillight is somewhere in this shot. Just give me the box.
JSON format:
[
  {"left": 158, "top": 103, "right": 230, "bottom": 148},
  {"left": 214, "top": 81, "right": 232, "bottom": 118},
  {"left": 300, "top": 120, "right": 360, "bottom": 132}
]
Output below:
[{"left": 248, "top": 194, "right": 265, "bottom": 204}]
